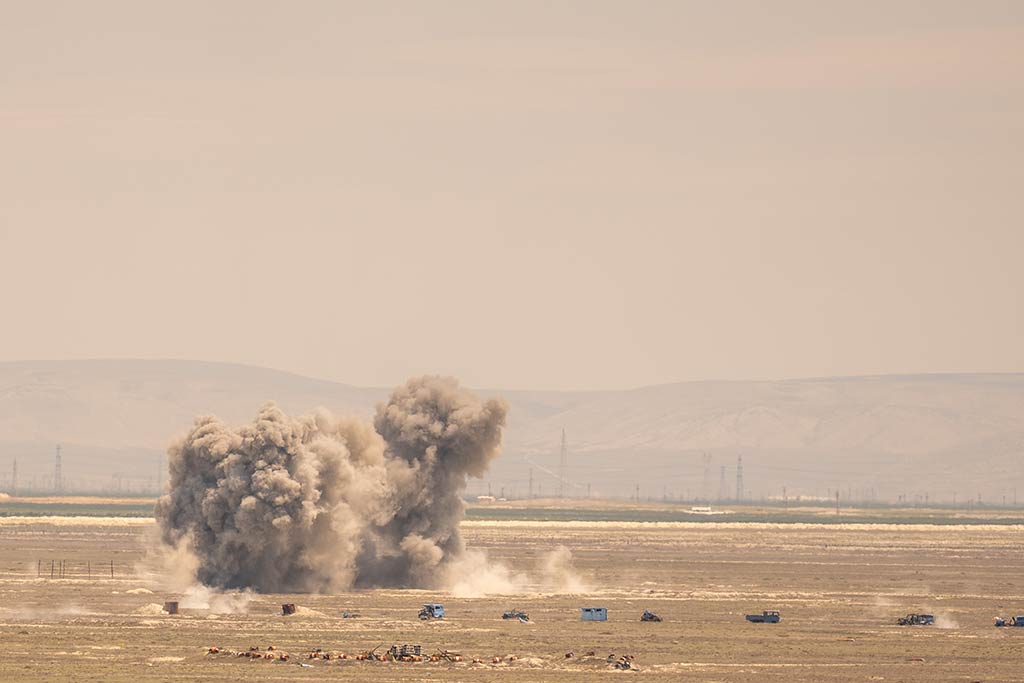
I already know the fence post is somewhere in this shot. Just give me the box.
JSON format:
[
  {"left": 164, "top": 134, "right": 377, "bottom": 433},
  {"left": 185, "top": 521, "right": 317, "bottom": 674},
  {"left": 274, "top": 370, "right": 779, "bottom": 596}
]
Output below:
[{"left": 110, "top": 560, "right": 114, "bottom": 579}]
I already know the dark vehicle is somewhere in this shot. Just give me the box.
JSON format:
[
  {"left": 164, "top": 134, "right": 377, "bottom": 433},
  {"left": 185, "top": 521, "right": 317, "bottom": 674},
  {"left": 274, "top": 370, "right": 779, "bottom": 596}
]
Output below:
[
  {"left": 746, "top": 610, "right": 781, "bottom": 623},
  {"left": 995, "top": 616, "right": 1024, "bottom": 627},
  {"left": 897, "top": 614, "right": 935, "bottom": 626},
  {"left": 640, "top": 610, "right": 662, "bottom": 622}
]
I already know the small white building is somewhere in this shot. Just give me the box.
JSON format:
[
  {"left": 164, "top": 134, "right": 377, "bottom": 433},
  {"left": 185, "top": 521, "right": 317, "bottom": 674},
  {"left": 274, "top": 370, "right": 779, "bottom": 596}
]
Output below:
[{"left": 581, "top": 607, "right": 607, "bottom": 621}]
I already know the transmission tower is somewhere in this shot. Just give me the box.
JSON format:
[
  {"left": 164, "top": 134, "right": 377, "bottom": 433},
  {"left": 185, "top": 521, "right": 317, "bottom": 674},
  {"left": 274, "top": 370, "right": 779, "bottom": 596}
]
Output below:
[
  {"left": 54, "top": 444, "right": 63, "bottom": 494},
  {"left": 735, "top": 454, "right": 743, "bottom": 502},
  {"left": 702, "top": 453, "right": 712, "bottom": 502},
  {"left": 558, "top": 428, "right": 567, "bottom": 499},
  {"left": 718, "top": 465, "right": 727, "bottom": 502},
  {"left": 528, "top": 467, "right": 534, "bottom": 500}
]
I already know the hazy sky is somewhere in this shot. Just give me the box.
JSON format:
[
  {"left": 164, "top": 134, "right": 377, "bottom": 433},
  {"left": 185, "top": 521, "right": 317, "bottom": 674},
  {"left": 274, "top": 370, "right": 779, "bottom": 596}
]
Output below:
[{"left": 1, "top": 1, "right": 1022, "bottom": 390}]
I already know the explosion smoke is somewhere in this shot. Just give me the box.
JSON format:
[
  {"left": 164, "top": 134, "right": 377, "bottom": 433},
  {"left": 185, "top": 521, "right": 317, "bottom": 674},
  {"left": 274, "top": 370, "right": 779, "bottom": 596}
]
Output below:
[{"left": 154, "top": 376, "right": 507, "bottom": 592}]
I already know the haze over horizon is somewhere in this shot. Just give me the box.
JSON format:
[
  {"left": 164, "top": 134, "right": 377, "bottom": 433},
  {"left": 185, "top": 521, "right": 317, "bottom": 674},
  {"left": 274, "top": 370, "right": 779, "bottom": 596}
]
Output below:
[
  {"left": 2, "top": 1, "right": 1023, "bottom": 391},
  {"left": 2, "top": 359, "right": 1022, "bottom": 503},
  {"left": 2, "top": 356, "right": 1022, "bottom": 392}
]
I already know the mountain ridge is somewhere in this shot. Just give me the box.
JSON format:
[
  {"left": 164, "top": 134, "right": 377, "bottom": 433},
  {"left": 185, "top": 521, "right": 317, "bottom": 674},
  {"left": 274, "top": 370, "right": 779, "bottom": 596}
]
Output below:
[{"left": 1, "top": 360, "right": 1021, "bottom": 501}]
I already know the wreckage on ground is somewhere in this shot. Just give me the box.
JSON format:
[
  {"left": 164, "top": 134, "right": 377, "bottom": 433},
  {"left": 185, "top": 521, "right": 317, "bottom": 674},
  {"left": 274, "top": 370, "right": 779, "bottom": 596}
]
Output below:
[
  {"left": 897, "top": 614, "right": 934, "bottom": 626},
  {"left": 418, "top": 603, "right": 445, "bottom": 620},
  {"left": 995, "top": 615, "right": 1024, "bottom": 627},
  {"left": 502, "top": 609, "right": 530, "bottom": 622},
  {"left": 640, "top": 609, "right": 662, "bottom": 622}
]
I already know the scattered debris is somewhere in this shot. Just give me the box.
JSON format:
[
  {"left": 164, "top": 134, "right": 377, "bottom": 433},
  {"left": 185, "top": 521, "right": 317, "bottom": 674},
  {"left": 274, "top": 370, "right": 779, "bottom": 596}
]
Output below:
[
  {"left": 614, "top": 654, "right": 635, "bottom": 670},
  {"left": 897, "top": 614, "right": 934, "bottom": 626},
  {"left": 640, "top": 609, "right": 662, "bottom": 622},
  {"left": 502, "top": 609, "right": 530, "bottom": 622},
  {"left": 746, "top": 610, "right": 781, "bottom": 623},
  {"left": 387, "top": 645, "right": 422, "bottom": 661},
  {"left": 995, "top": 615, "right": 1024, "bottom": 627},
  {"left": 342, "top": 611, "right": 361, "bottom": 618},
  {"left": 205, "top": 644, "right": 530, "bottom": 668},
  {"left": 436, "top": 649, "right": 463, "bottom": 662},
  {"left": 418, "top": 603, "right": 445, "bottom": 620},
  {"left": 282, "top": 603, "right": 296, "bottom": 616}
]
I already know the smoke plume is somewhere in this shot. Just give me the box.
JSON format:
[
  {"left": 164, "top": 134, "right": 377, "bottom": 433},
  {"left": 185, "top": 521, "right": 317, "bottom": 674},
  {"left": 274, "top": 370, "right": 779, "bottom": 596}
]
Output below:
[{"left": 154, "top": 376, "right": 507, "bottom": 592}]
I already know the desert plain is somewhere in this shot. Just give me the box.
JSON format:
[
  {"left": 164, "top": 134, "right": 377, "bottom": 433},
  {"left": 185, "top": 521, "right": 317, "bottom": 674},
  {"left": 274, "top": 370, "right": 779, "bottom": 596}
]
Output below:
[{"left": 0, "top": 504, "right": 1022, "bottom": 682}]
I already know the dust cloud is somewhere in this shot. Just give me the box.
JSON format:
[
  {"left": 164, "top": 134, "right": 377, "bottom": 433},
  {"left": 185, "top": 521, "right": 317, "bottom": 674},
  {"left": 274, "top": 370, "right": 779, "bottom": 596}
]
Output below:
[
  {"left": 446, "top": 546, "right": 589, "bottom": 598},
  {"left": 155, "top": 376, "right": 507, "bottom": 593}
]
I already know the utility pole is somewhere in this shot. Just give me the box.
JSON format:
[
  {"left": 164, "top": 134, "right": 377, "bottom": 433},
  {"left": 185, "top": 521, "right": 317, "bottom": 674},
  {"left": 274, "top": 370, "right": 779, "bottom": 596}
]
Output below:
[
  {"left": 735, "top": 455, "right": 743, "bottom": 503},
  {"left": 558, "top": 428, "right": 568, "bottom": 499},
  {"left": 718, "top": 466, "right": 727, "bottom": 502},
  {"left": 587, "top": 483, "right": 591, "bottom": 499},
  {"left": 836, "top": 490, "right": 840, "bottom": 516},
  {"left": 528, "top": 468, "right": 534, "bottom": 500},
  {"left": 782, "top": 486, "right": 787, "bottom": 508},
  {"left": 11, "top": 458, "right": 17, "bottom": 496},
  {"left": 54, "top": 445, "right": 63, "bottom": 494}
]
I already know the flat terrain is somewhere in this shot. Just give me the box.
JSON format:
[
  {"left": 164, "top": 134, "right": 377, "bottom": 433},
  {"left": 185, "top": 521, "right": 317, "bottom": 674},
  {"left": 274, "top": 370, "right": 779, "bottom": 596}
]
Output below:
[{"left": 0, "top": 515, "right": 1022, "bottom": 682}]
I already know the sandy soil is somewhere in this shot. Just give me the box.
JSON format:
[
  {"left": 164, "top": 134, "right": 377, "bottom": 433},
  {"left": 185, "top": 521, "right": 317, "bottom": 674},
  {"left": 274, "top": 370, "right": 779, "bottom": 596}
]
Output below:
[{"left": 0, "top": 517, "right": 1021, "bottom": 681}]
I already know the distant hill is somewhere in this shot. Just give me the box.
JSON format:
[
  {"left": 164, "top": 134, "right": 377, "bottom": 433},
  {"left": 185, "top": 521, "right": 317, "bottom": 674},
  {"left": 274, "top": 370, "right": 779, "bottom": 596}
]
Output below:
[{"left": 1, "top": 360, "right": 1021, "bottom": 503}]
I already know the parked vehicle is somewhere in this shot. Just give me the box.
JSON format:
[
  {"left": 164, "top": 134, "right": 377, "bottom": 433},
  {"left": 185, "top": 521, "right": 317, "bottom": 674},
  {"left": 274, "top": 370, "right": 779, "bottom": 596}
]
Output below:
[{"left": 746, "top": 610, "right": 781, "bottom": 623}]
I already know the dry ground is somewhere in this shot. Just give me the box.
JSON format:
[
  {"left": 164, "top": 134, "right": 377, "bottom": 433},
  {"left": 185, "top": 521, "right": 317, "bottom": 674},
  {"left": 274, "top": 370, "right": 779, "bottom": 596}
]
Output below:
[{"left": 0, "top": 516, "right": 1022, "bottom": 682}]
